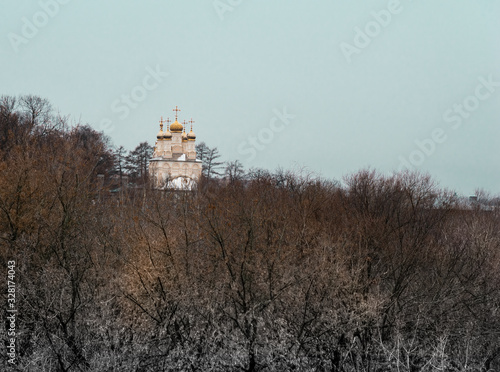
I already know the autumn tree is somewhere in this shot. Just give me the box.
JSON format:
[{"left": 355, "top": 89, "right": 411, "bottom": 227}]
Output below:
[{"left": 2, "top": 96, "right": 500, "bottom": 370}]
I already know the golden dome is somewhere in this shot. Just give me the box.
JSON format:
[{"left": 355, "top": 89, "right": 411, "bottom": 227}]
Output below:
[
  {"left": 187, "top": 118, "right": 196, "bottom": 140},
  {"left": 181, "top": 121, "right": 188, "bottom": 141},
  {"left": 156, "top": 129, "right": 164, "bottom": 140},
  {"left": 157, "top": 117, "right": 166, "bottom": 139},
  {"left": 163, "top": 127, "right": 172, "bottom": 140},
  {"left": 170, "top": 120, "right": 183, "bottom": 133}
]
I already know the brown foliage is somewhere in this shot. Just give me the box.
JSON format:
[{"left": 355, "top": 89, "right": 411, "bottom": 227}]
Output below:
[{"left": 1, "top": 98, "right": 499, "bottom": 371}]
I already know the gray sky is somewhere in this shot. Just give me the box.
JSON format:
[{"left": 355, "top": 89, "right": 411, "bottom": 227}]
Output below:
[{"left": 2, "top": 0, "right": 499, "bottom": 195}]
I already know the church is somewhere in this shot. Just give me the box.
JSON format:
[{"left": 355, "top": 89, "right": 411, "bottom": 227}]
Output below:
[{"left": 149, "top": 106, "right": 202, "bottom": 189}]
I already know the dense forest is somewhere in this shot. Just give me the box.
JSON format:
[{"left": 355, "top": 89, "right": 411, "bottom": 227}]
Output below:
[{"left": 1, "top": 96, "right": 500, "bottom": 371}]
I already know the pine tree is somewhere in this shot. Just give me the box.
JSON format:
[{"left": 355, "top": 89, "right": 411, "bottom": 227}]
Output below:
[
  {"left": 126, "top": 141, "right": 153, "bottom": 184},
  {"left": 196, "top": 141, "right": 223, "bottom": 180}
]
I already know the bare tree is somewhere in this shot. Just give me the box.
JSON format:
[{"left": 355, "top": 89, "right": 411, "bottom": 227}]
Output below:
[
  {"left": 224, "top": 160, "right": 244, "bottom": 184},
  {"left": 19, "top": 95, "right": 54, "bottom": 134},
  {"left": 2, "top": 99, "right": 500, "bottom": 371}
]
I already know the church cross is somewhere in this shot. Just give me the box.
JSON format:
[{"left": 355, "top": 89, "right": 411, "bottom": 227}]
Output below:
[
  {"left": 173, "top": 106, "right": 181, "bottom": 121},
  {"left": 159, "top": 116, "right": 165, "bottom": 130}
]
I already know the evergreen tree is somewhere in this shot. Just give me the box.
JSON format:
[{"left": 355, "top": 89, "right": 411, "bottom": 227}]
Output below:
[
  {"left": 126, "top": 141, "right": 153, "bottom": 184},
  {"left": 196, "top": 141, "right": 223, "bottom": 180}
]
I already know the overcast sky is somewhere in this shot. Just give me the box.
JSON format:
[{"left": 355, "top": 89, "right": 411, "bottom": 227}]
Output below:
[{"left": 2, "top": 0, "right": 499, "bottom": 195}]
